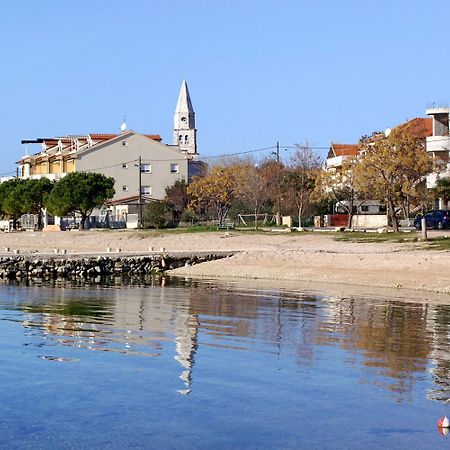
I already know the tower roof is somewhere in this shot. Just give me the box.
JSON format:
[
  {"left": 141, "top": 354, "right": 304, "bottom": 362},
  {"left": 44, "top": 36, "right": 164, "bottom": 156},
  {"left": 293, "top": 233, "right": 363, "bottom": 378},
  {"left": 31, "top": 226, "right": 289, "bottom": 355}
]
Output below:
[{"left": 175, "top": 80, "right": 194, "bottom": 114}]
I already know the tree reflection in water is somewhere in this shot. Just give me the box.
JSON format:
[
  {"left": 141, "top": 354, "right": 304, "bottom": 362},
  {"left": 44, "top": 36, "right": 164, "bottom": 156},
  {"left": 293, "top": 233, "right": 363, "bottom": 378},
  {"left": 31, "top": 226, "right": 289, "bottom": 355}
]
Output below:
[{"left": 4, "top": 276, "right": 450, "bottom": 403}]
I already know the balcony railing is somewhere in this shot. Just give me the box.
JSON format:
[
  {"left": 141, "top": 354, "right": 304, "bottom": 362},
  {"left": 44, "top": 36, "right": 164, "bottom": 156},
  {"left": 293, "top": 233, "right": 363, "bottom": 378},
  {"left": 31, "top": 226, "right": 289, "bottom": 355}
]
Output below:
[
  {"left": 426, "top": 103, "right": 450, "bottom": 115},
  {"left": 22, "top": 173, "right": 66, "bottom": 181}
]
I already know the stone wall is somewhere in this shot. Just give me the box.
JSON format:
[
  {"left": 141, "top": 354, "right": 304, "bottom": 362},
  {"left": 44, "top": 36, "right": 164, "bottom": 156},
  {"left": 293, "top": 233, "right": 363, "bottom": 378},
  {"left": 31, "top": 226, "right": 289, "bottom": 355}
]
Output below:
[{"left": 0, "top": 253, "right": 232, "bottom": 280}]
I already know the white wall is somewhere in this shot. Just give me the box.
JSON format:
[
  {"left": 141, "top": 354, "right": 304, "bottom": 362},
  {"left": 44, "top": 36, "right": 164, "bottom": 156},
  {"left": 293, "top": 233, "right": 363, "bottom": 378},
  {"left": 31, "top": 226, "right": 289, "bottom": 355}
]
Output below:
[{"left": 351, "top": 215, "right": 387, "bottom": 228}]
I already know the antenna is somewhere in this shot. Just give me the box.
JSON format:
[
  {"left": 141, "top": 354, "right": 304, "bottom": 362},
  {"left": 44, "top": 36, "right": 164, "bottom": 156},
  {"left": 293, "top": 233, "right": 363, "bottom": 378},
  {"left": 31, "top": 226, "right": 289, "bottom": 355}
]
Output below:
[{"left": 120, "top": 115, "right": 127, "bottom": 132}]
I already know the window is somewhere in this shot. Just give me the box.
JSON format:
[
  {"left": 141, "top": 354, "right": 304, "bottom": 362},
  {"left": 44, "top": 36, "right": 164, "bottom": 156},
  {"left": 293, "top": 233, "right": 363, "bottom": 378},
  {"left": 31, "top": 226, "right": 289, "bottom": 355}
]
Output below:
[
  {"left": 179, "top": 135, "right": 183, "bottom": 142},
  {"left": 122, "top": 185, "right": 128, "bottom": 191},
  {"left": 122, "top": 141, "right": 128, "bottom": 146},
  {"left": 361, "top": 205, "right": 369, "bottom": 212},
  {"left": 170, "top": 163, "right": 179, "bottom": 173},
  {"left": 141, "top": 186, "right": 151, "bottom": 195},
  {"left": 122, "top": 163, "right": 128, "bottom": 169},
  {"left": 184, "top": 135, "right": 189, "bottom": 143},
  {"left": 140, "top": 164, "right": 151, "bottom": 173}
]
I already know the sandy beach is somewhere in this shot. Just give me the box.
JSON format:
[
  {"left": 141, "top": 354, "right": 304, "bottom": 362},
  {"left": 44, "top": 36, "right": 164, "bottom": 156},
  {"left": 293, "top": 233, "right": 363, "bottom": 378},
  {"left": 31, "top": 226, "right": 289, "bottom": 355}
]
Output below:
[{"left": 0, "top": 228, "right": 448, "bottom": 295}]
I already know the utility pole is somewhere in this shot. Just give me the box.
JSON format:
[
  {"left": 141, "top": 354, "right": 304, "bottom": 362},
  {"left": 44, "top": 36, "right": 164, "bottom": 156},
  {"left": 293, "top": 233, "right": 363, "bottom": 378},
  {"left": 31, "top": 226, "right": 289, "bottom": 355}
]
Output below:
[
  {"left": 138, "top": 156, "right": 143, "bottom": 228},
  {"left": 275, "top": 141, "right": 282, "bottom": 226}
]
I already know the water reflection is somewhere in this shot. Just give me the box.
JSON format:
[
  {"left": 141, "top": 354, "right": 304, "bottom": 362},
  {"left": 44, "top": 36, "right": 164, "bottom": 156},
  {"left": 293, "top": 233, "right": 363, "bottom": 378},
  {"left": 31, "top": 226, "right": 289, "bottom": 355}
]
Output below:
[{"left": 2, "top": 278, "right": 450, "bottom": 403}]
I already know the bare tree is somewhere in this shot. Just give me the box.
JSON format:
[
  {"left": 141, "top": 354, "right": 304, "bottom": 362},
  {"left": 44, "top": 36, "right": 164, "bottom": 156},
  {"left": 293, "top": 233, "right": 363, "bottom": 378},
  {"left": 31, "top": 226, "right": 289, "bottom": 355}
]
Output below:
[
  {"left": 236, "top": 162, "right": 270, "bottom": 228},
  {"left": 282, "top": 144, "right": 322, "bottom": 227}
]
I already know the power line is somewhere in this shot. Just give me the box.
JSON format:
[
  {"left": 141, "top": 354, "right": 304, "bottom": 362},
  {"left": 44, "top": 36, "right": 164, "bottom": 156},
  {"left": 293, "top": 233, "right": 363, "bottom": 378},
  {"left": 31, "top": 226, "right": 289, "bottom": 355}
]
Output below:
[
  {"left": 0, "top": 171, "right": 16, "bottom": 177},
  {"left": 201, "top": 145, "right": 277, "bottom": 159},
  {"left": 282, "top": 145, "right": 330, "bottom": 150},
  {"left": 17, "top": 144, "right": 326, "bottom": 176}
]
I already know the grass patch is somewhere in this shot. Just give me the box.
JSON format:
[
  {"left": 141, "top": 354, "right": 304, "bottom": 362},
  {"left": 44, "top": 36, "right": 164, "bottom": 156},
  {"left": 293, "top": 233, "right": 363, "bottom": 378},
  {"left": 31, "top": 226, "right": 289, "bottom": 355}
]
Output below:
[
  {"left": 131, "top": 226, "right": 220, "bottom": 238},
  {"left": 334, "top": 231, "right": 450, "bottom": 250},
  {"left": 333, "top": 231, "right": 418, "bottom": 244},
  {"left": 130, "top": 225, "right": 303, "bottom": 238},
  {"left": 423, "top": 238, "right": 450, "bottom": 251}
]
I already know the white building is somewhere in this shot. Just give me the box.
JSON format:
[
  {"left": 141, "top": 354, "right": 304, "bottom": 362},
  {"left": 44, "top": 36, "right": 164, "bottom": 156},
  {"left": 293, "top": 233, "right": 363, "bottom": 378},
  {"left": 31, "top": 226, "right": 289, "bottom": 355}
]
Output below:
[{"left": 425, "top": 105, "right": 450, "bottom": 207}]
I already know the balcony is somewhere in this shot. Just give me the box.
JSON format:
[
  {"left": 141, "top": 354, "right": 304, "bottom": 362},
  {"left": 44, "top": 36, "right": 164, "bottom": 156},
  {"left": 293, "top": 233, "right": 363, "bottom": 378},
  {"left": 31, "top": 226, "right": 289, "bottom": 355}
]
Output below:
[
  {"left": 426, "top": 135, "right": 450, "bottom": 153},
  {"left": 326, "top": 155, "right": 349, "bottom": 169}
]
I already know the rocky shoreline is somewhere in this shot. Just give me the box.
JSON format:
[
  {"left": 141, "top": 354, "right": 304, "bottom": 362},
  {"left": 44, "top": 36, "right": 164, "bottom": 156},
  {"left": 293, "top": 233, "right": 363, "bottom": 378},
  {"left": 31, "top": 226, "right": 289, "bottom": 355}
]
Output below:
[{"left": 0, "top": 252, "right": 233, "bottom": 280}]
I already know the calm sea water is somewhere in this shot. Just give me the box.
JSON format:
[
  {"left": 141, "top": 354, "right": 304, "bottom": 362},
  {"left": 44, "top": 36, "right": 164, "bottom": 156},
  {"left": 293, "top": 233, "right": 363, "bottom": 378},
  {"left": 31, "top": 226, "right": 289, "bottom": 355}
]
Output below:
[{"left": 0, "top": 277, "right": 450, "bottom": 449}]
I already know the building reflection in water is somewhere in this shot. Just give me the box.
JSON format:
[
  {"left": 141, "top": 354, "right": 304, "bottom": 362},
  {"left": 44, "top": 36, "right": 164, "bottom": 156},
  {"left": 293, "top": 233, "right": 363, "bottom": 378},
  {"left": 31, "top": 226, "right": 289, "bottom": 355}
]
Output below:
[{"left": 11, "top": 279, "right": 450, "bottom": 402}]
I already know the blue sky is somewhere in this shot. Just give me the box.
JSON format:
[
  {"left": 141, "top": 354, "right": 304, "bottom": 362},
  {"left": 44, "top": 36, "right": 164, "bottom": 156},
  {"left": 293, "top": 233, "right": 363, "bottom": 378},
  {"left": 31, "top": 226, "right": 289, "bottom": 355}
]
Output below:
[{"left": 1, "top": 0, "right": 449, "bottom": 174}]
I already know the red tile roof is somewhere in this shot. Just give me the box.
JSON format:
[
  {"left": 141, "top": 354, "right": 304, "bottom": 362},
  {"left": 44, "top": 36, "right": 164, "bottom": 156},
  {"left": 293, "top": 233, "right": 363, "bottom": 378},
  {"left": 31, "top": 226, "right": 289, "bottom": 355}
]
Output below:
[
  {"left": 107, "top": 194, "right": 156, "bottom": 205},
  {"left": 89, "top": 134, "right": 120, "bottom": 141},
  {"left": 43, "top": 139, "right": 58, "bottom": 147},
  {"left": 330, "top": 143, "right": 360, "bottom": 157},
  {"left": 88, "top": 133, "right": 162, "bottom": 142},
  {"left": 144, "top": 134, "right": 162, "bottom": 142},
  {"left": 393, "top": 117, "right": 433, "bottom": 139}
]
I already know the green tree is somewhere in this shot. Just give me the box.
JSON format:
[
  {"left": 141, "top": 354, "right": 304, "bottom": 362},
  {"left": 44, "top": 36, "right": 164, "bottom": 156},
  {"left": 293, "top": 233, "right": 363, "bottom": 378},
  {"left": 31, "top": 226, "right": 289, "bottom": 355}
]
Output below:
[
  {"left": 0, "top": 178, "right": 26, "bottom": 228},
  {"left": 45, "top": 172, "right": 115, "bottom": 230},
  {"left": 143, "top": 201, "right": 171, "bottom": 229},
  {"left": 434, "top": 177, "right": 450, "bottom": 209},
  {"left": 20, "top": 178, "right": 53, "bottom": 228}
]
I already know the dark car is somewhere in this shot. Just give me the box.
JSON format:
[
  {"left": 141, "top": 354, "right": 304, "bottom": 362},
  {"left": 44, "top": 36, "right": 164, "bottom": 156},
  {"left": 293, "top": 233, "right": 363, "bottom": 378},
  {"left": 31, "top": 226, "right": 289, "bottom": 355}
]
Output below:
[{"left": 414, "top": 210, "right": 450, "bottom": 230}]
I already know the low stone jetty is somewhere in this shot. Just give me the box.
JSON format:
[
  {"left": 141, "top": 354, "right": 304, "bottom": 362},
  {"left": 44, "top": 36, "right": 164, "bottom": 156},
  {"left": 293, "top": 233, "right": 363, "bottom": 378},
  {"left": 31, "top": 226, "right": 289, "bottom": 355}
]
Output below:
[{"left": 0, "top": 252, "right": 234, "bottom": 280}]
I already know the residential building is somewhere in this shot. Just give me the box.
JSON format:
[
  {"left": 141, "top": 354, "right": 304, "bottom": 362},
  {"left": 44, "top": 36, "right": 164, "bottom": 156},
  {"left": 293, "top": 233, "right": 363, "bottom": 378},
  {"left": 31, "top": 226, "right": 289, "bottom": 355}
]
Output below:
[
  {"left": 325, "top": 142, "right": 382, "bottom": 215},
  {"left": 325, "top": 118, "right": 433, "bottom": 221},
  {"left": 16, "top": 81, "right": 203, "bottom": 224},
  {"left": 425, "top": 105, "right": 450, "bottom": 207},
  {"left": 326, "top": 143, "right": 359, "bottom": 170}
]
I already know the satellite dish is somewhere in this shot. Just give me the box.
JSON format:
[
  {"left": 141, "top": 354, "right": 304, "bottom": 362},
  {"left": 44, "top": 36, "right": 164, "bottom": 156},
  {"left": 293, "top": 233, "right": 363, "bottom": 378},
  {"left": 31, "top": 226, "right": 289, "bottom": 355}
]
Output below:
[
  {"left": 385, "top": 128, "right": 391, "bottom": 137},
  {"left": 120, "top": 115, "right": 127, "bottom": 132}
]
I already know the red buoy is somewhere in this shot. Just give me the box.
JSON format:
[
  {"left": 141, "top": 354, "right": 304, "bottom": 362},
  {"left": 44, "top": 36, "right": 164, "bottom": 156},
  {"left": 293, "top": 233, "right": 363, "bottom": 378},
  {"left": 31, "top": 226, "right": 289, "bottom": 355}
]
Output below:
[{"left": 438, "top": 416, "right": 450, "bottom": 428}]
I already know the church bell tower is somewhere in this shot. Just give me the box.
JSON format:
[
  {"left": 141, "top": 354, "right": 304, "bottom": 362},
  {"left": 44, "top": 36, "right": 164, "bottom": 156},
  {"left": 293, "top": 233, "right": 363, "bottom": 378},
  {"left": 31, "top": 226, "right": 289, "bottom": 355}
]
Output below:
[{"left": 173, "top": 80, "right": 197, "bottom": 155}]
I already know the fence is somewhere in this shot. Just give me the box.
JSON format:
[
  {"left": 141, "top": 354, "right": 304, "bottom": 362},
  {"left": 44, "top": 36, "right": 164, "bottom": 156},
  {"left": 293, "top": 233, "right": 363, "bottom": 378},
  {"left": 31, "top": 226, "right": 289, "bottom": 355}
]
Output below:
[{"left": 325, "top": 214, "right": 349, "bottom": 227}]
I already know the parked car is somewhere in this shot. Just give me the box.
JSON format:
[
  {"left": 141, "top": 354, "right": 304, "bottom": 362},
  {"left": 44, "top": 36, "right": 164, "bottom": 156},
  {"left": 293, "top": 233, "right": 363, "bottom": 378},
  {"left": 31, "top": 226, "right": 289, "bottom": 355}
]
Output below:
[{"left": 414, "top": 210, "right": 450, "bottom": 230}]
